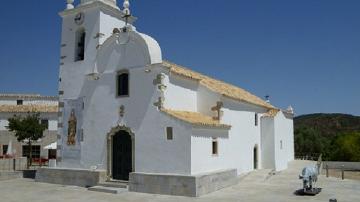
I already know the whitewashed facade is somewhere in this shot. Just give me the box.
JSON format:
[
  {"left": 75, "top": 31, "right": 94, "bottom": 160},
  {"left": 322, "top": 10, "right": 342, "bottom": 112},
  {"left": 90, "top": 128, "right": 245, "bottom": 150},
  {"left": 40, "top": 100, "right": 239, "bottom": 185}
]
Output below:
[
  {"left": 0, "top": 94, "right": 58, "bottom": 159},
  {"left": 57, "top": 0, "right": 294, "bottom": 183}
]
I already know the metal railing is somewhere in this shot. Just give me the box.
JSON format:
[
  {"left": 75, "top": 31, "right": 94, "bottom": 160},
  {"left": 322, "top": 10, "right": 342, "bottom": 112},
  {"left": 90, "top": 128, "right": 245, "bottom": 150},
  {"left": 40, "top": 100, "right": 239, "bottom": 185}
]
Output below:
[{"left": 295, "top": 153, "right": 321, "bottom": 161}]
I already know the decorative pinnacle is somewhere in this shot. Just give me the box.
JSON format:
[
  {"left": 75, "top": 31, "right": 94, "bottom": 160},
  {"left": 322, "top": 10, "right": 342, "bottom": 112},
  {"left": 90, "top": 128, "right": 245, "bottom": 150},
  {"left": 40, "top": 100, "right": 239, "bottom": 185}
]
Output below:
[
  {"left": 66, "top": 0, "right": 74, "bottom": 10},
  {"left": 123, "top": 0, "right": 131, "bottom": 16}
]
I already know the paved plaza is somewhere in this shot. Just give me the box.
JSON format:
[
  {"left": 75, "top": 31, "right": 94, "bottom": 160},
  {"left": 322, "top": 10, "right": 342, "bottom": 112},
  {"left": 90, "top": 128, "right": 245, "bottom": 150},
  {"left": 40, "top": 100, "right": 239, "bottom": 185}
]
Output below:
[{"left": 0, "top": 161, "right": 359, "bottom": 202}]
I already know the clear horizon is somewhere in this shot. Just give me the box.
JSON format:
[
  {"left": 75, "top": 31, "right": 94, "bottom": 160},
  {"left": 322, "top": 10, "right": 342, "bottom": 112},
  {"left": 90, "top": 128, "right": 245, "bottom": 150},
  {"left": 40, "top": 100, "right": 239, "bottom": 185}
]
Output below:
[{"left": 0, "top": 0, "right": 359, "bottom": 116}]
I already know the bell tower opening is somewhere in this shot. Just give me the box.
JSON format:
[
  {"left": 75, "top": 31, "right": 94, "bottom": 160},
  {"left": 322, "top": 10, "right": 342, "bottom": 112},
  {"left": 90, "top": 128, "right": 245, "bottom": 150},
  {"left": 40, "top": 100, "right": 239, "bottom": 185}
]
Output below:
[{"left": 75, "top": 28, "right": 86, "bottom": 61}]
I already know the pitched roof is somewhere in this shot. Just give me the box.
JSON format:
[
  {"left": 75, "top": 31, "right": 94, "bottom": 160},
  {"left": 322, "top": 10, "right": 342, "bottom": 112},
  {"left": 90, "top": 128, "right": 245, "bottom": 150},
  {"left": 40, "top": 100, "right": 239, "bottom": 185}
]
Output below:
[
  {"left": 0, "top": 94, "right": 58, "bottom": 100},
  {"left": 161, "top": 109, "right": 231, "bottom": 129},
  {"left": 0, "top": 105, "right": 59, "bottom": 113},
  {"left": 162, "top": 61, "right": 275, "bottom": 109}
]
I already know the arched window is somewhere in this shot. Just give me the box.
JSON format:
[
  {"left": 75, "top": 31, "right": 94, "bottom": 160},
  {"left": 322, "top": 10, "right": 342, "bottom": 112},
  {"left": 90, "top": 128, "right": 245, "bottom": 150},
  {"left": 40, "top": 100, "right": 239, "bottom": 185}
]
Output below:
[
  {"left": 117, "top": 71, "right": 129, "bottom": 97},
  {"left": 75, "top": 28, "right": 86, "bottom": 61}
]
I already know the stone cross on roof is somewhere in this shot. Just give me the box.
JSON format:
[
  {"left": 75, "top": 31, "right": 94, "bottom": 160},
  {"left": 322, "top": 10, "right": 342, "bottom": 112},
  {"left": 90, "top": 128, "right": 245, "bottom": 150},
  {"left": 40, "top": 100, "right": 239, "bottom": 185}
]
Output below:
[{"left": 211, "top": 101, "right": 223, "bottom": 121}]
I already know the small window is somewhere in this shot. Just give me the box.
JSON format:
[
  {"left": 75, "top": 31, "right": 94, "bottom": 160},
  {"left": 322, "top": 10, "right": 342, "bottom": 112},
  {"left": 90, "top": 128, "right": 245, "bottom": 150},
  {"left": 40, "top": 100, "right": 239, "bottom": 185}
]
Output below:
[
  {"left": 41, "top": 119, "right": 49, "bottom": 129},
  {"left": 280, "top": 140, "right": 283, "bottom": 150},
  {"left": 48, "top": 149, "right": 57, "bottom": 159},
  {"left": 80, "top": 129, "right": 84, "bottom": 142},
  {"left": 22, "top": 145, "right": 41, "bottom": 159},
  {"left": 75, "top": 28, "right": 86, "bottom": 61},
  {"left": 255, "top": 113, "right": 258, "bottom": 126},
  {"left": 117, "top": 71, "right": 129, "bottom": 96},
  {"left": 17, "top": 100, "right": 23, "bottom": 105},
  {"left": 2, "top": 145, "right": 8, "bottom": 155},
  {"left": 166, "top": 127, "right": 173, "bottom": 140},
  {"left": 212, "top": 138, "right": 218, "bottom": 155}
]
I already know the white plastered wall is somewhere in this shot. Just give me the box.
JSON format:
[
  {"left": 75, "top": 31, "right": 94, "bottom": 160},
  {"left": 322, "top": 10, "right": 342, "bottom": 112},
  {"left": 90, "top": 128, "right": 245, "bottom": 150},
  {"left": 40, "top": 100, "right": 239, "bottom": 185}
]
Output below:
[
  {"left": 190, "top": 128, "right": 230, "bottom": 175},
  {"left": 260, "top": 116, "right": 275, "bottom": 169},
  {"left": 191, "top": 91, "right": 269, "bottom": 175},
  {"left": 163, "top": 74, "right": 198, "bottom": 111},
  {"left": 221, "top": 98, "right": 267, "bottom": 174},
  {"left": 273, "top": 111, "right": 294, "bottom": 171}
]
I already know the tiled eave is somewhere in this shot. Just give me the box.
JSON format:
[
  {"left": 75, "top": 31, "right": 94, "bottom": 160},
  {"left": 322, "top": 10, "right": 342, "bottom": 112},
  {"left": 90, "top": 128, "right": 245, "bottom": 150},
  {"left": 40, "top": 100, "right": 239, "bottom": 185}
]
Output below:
[{"left": 161, "top": 109, "right": 231, "bottom": 130}]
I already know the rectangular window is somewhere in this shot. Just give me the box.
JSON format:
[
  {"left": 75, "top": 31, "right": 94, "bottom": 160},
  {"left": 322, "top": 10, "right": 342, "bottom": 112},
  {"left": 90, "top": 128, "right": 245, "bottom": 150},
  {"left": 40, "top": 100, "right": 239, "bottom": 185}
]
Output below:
[
  {"left": 212, "top": 138, "right": 218, "bottom": 155},
  {"left": 80, "top": 129, "right": 84, "bottom": 142},
  {"left": 280, "top": 140, "right": 283, "bottom": 150},
  {"left": 17, "top": 100, "right": 23, "bottom": 105},
  {"left": 255, "top": 113, "right": 258, "bottom": 126},
  {"left": 48, "top": 149, "right": 57, "bottom": 159},
  {"left": 41, "top": 119, "right": 49, "bottom": 129},
  {"left": 2, "top": 145, "right": 8, "bottom": 155},
  {"left": 22, "top": 145, "right": 41, "bottom": 159},
  {"left": 75, "top": 29, "right": 86, "bottom": 61},
  {"left": 166, "top": 127, "right": 173, "bottom": 140},
  {"left": 117, "top": 71, "right": 129, "bottom": 96}
]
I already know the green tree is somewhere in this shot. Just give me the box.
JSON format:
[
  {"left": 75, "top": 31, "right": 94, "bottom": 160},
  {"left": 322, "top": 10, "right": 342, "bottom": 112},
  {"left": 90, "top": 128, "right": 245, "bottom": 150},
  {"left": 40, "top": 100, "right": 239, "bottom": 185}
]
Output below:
[
  {"left": 7, "top": 113, "right": 46, "bottom": 168},
  {"left": 332, "top": 132, "right": 360, "bottom": 161}
]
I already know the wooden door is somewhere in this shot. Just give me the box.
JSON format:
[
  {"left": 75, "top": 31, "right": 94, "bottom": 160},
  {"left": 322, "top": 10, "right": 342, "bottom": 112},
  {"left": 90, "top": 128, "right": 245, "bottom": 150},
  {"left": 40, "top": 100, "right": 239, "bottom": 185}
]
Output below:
[{"left": 112, "top": 131, "right": 132, "bottom": 181}]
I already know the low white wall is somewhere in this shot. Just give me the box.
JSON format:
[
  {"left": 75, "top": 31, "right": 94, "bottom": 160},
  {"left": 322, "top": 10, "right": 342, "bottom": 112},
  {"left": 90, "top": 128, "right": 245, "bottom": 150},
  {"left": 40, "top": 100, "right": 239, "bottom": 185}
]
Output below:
[
  {"left": 0, "top": 157, "right": 27, "bottom": 171},
  {"left": 0, "top": 119, "right": 9, "bottom": 131}
]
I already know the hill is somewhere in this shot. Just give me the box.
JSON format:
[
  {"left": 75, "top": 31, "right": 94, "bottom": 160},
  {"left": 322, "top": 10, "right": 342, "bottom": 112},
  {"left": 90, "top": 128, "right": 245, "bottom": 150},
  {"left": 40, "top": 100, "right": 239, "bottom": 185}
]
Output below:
[
  {"left": 294, "top": 113, "right": 360, "bottom": 161},
  {"left": 295, "top": 113, "right": 360, "bottom": 137}
]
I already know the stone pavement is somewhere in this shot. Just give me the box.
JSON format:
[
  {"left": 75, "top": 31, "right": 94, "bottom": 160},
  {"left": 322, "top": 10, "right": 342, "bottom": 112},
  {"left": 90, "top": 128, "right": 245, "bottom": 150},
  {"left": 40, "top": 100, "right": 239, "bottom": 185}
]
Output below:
[{"left": 0, "top": 160, "right": 359, "bottom": 202}]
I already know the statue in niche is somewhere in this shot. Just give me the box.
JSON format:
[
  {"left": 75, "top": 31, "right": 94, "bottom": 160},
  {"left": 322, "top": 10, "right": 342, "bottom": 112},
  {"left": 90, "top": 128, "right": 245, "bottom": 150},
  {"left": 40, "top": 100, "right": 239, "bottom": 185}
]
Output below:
[{"left": 67, "top": 109, "right": 77, "bottom": 145}]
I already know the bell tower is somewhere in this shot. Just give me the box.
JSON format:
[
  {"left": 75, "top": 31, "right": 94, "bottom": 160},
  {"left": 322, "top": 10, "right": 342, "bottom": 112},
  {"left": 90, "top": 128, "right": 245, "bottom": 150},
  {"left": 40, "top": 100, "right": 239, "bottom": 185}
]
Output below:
[
  {"left": 57, "top": 0, "right": 135, "bottom": 167},
  {"left": 58, "top": 0, "right": 135, "bottom": 97}
]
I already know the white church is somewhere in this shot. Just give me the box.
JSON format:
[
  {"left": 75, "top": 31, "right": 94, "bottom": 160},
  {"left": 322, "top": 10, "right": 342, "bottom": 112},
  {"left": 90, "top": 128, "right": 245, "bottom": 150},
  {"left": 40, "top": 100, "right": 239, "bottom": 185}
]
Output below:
[{"left": 36, "top": 0, "right": 294, "bottom": 197}]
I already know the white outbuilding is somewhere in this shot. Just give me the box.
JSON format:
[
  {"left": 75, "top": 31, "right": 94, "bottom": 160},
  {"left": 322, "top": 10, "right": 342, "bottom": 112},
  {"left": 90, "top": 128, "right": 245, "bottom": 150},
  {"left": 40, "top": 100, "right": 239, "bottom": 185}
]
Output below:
[{"left": 36, "top": 0, "right": 294, "bottom": 197}]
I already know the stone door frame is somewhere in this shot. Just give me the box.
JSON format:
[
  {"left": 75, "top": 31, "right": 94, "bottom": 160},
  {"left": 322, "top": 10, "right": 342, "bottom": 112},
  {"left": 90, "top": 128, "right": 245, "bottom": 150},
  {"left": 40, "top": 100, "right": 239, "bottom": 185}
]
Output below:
[{"left": 106, "top": 125, "right": 135, "bottom": 181}]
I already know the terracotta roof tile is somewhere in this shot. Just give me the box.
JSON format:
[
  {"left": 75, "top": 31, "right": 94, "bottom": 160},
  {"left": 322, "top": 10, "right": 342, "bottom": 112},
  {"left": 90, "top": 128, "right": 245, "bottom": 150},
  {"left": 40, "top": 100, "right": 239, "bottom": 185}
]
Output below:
[
  {"left": 262, "top": 108, "right": 280, "bottom": 117},
  {"left": 162, "top": 61, "right": 275, "bottom": 109},
  {"left": 161, "top": 109, "right": 231, "bottom": 129},
  {"left": 0, "top": 105, "right": 59, "bottom": 113},
  {"left": 0, "top": 94, "right": 58, "bottom": 100}
]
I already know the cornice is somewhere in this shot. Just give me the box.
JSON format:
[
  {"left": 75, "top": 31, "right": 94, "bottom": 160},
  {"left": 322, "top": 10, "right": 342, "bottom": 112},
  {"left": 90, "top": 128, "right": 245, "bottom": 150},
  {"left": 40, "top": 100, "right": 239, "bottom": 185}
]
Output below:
[{"left": 59, "top": 1, "right": 137, "bottom": 24}]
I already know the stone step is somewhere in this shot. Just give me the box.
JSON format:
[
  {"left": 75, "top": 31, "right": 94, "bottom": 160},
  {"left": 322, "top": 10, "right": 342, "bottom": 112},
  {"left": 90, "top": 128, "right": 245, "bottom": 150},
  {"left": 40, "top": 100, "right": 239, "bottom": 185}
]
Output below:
[
  {"left": 88, "top": 186, "right": 128, "bottom": 194},
  {"left": 98, "top": 181, "right": 128, "bottom": 189}
]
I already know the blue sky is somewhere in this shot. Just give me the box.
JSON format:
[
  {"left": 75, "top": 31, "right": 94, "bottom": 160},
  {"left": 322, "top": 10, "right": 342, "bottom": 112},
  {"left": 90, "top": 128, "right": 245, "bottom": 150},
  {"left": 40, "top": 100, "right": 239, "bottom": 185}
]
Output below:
[{"left": 0, "top": 0, "right": 359, "bottom": 116}]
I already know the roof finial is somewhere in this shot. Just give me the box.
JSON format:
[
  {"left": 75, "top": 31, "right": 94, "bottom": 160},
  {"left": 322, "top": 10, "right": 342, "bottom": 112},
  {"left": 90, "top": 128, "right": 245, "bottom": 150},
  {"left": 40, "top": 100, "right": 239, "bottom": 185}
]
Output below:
[
  {"left": 287, "top": 105, "right": 294, "bottom": 114},
  {"left": 123, "top": 0, "right": 131, "bottom": 17},
  {"left": 66, "top": 0, "right": 74, "bottom": 10},
  {"left": 122, "top": 0, "right": 131, "bottom": 32}
]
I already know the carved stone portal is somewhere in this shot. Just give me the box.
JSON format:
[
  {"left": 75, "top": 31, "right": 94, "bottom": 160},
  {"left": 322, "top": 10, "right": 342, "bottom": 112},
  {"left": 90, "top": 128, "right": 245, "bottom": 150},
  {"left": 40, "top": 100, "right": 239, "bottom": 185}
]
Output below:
[
  {"left": 106, "top": 125, "right": 135, "bottom": 181},
  {"left": 67, "top": 109, "right": 77, "bottom": 145}
]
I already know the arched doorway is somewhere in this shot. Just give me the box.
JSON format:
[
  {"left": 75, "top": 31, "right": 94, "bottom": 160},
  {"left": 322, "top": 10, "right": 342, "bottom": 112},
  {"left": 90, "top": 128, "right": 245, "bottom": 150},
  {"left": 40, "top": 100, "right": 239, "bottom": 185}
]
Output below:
[
  {"left": 112, "top": 130, "right": 132, "bottom": 180},
  {"left": 107, "top": 126, "right": 134, "bottom": 181},
  {"left": 253, "top": 145, "right": 258, "bottom": 170}
]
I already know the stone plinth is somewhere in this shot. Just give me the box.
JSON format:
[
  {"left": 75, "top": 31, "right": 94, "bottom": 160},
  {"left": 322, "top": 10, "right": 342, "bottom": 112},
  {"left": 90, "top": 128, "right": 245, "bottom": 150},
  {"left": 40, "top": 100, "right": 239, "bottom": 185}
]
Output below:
[
  {"left": 129, "top": 169, "right": 238, "bottom": 197},
  {"left": 35, "top": 168, "right": 106, "bottom": 187}
]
